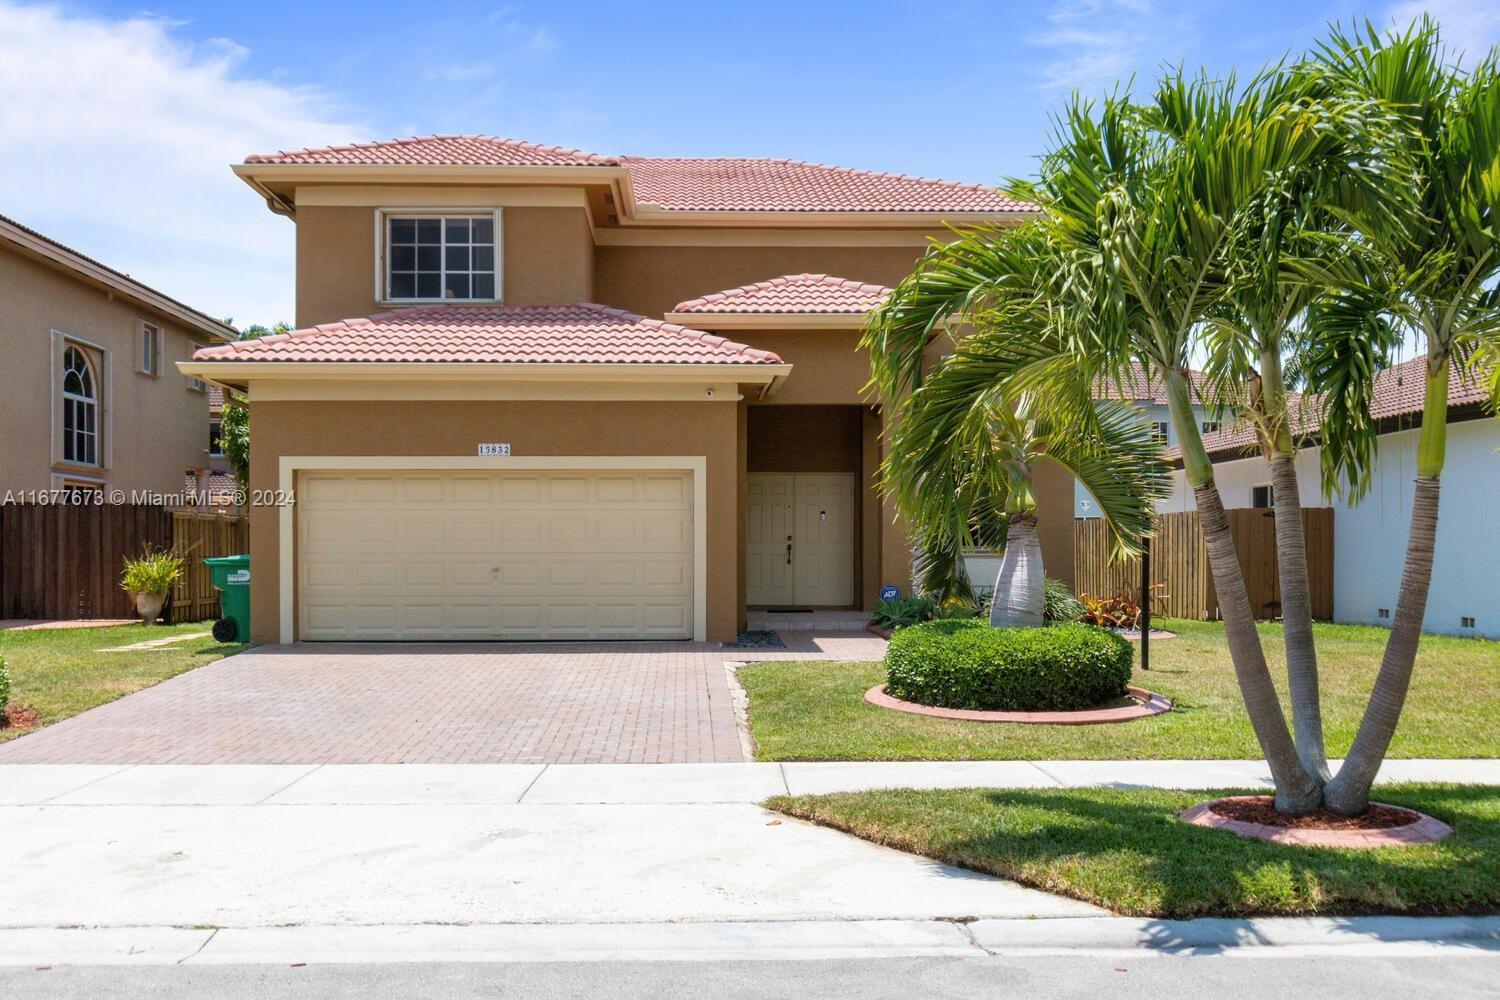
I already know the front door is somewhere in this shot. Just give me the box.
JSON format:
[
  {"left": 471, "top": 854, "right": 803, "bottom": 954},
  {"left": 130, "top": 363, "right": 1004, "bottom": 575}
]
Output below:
[{"left": 747, "top": 473, "right": 855, "bottom": 607}]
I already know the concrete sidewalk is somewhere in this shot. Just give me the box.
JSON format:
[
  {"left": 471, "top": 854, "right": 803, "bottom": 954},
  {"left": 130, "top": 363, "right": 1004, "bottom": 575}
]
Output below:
[
  {"left": 2, "top": 760, "right": 1495, "bottom": 965},
  {"left": 2, "top": 916, "right": 1497, "bottom": 966},
  {"left": 3, "top": 758, "right": 1496, "bottom": 806}
]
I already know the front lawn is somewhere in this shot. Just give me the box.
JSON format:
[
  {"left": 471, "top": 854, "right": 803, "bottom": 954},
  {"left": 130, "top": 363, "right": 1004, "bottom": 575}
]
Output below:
[
  {"left": 0, "top": 621, "right": 246, "bottom": 743},
  {"left": 766, "top": 783, "right": 1500, "bottom": 917},
  {"left": 741, "top": 618, "right": 1499, "bottom": 760}
]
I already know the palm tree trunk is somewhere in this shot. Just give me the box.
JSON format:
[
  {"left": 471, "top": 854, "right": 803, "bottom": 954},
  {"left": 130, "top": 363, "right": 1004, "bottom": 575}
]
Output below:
[
  {"left": 1325, "top": 360, "right": 1450, "bottom": 816},
  {"left": 1256, "top": 348, "right": 1329, "bottom": 781},
  {"left": 1166, "top": 368, "right": 1320, "bottom": 813},
  {"left": 1270, "top": 459, "right": 1332, "bottom": 780},
  {"left": 990, "top": 516, "right": 1045, "bottom": 627},
  {"left": 1196, "top": 484, "right": 1324, "bottom": 812}
]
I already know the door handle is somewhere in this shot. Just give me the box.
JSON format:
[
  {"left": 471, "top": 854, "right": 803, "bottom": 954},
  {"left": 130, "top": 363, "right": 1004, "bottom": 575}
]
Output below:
[{"left": 786, "top": 535, "right": 793, "bottom": 565}]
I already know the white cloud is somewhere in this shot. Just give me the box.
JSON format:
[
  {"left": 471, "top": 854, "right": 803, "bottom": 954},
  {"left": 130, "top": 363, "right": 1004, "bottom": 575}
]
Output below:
[
  {"left": 1027, "top": 0, "right": 1197, "bottom": 92},
  {"left": 1386, "top": 0, "right": 1500, "bottom": 61},
  {"left": 0, "top": 1, "right": 365, "bottom": 327}
]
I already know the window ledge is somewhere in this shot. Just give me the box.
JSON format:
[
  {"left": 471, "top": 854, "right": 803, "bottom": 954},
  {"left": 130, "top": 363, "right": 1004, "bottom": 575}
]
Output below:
[{"left": 376, "top": 298, "right": 503, "bottom": 308}]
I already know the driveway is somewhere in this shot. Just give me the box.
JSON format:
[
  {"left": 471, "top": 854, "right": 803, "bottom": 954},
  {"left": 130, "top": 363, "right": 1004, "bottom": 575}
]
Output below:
[{"left": 0, "top": 632, "right": 887, "bottom": 765}]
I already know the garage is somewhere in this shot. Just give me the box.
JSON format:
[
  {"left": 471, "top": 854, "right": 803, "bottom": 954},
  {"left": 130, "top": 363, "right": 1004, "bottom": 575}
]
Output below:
[{"left": 296, "top": 468, "right": 694, "bottom": 641}]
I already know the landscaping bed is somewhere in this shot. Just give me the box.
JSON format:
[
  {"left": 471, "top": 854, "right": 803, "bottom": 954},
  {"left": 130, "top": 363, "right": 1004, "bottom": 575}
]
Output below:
[
  {"left": 0, "top": 621, "right": 245, "bottom": 744},
  {"left": 739, "top": 618, "right": 1500, "bottom": 760},
  {"left": 765, "top": 783, "right": 1500, "bottom": 917}
]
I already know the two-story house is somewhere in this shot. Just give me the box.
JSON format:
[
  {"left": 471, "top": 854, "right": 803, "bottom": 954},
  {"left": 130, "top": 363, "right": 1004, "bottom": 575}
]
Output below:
[
  {"left": 181, "top": 135, "right": 1076, "bottom": 644},
  {"left": 0, "top": 213, "right": 236, "bottom": 498}
]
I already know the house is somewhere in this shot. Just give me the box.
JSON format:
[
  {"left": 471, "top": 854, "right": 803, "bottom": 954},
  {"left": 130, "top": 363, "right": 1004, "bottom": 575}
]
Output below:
[
  {"left": 1073, "top": 364, "right": 1216, "bottom": 518},
  {"left": 1161, "top": 355, "right": 1498, "bottom": 638},
  {"left": 0, "top": 213, "right": 237, "bottom": 498},
  {"left": 179, "top": 135, "right": 1074, "bottom": 643},
  {"left": 184, "top": 385, "right": 241, "bottom": 508}
]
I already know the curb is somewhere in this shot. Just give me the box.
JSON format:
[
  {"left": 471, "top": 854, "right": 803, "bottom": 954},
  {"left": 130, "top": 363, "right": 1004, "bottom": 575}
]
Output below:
[{"left": 2, "top": 916, "right": 1496, "bottom": 966}]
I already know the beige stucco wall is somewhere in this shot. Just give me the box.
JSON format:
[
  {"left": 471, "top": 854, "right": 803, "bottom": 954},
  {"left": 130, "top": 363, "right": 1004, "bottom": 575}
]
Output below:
[
  {"left": 0, "top": 244, "right": 214, "bottom": 496},
  {"left": 294, "top": 204, "right": 593, "bottom": 328},
  {"left": 247, "top": 397, "right": 740, "bottom": 643},
  {"left": 595, "top": 244, "right": 926, "bottom": 320}
]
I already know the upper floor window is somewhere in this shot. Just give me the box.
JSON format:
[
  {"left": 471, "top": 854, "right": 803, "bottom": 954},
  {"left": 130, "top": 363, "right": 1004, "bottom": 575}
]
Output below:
[
  {"left": 1252, "top": 484, "right": 1275, "bottom": 509},
  {"left": 1150, "top": 421, "right": 1170, "bottom": 444},
  {"left": 383, "top": 212, "right": 498, "bottom": 302},
  {"left": 139, "top": 322, "right": 162, "bottom": 376},
  {"left": 62, "top": 345, "right": 98, "bottom": 465},
  {"left": 1200, "top": 420, "right": 1220, "bottom": 434},
  {"left": 209, "top": 419, "right": 223, "bottom": 456}
]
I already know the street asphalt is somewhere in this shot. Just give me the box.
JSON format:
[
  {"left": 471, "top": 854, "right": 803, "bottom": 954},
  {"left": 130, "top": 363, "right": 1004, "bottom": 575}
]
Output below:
[{"left": 4, "top": 952, "right": 1496, "bottom": 999}]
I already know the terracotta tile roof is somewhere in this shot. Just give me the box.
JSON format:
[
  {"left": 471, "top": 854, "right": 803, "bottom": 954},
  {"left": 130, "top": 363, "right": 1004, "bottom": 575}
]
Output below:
[
  {"left": 244, "top": 134, "right": 617, "bottom": 166},
  {"left": 1094, "top": 362, "right": 1212, "bottom": 405},
  {"left": 1368, "top": 354, "right": 1491, "bottom": 420},
  {"left": 190, "top": 303, "right": 783, "bottom": 366},
  {"left": 184, "top": 471, "right": 240, "bottom": 506},
  {"left": 207, "top": 385, "right": 225, "bottom": 409},
  {"left": 619, "top": 156, "right": 1031, "bottom": 214},
  {"left": 240, "top": 135, "right": 1034, "bottom": 214},
  {"left": 1170, "top": 355, "right": 1492, "bottom": 463},
  {"left": 672, "top": 274, "right": 892, "bottom": 315}
]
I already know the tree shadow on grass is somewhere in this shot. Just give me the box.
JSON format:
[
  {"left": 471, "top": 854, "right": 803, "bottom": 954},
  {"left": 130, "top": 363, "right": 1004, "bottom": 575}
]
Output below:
[{"left": 786, "top": 784, "right": 1500, "bottom": 922}]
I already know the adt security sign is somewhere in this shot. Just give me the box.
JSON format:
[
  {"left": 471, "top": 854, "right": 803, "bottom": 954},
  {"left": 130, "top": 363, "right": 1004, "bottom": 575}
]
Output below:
[{"left": 879, "top": 584, "right": 901, "bottom": 601}]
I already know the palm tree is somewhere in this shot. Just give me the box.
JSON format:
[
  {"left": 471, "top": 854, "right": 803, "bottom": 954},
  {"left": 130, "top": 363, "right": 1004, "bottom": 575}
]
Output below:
[
  {"left": 870, "top": 234, "right": 1169, "bottom": 624},
  {"left": 869, "top": 63, "right": 1410, "bottom": 813},
  {"left": 1300, "top": 21, "right": 1500, "bottom": 814}
]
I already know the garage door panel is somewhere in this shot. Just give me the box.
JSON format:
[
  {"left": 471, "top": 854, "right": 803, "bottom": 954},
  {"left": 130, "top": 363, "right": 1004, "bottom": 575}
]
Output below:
[{"left": 297, "top": 469, "right": 693, "bottom": 641}]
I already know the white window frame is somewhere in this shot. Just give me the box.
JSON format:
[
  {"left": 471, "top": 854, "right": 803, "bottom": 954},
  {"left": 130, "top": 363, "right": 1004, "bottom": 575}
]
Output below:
[
  {"left": 1150, "top": 420, "right": 1170, "bottom": 444},
  {"left": 1251, "top": 483, "right": 1275, "bottom": 509},
  {"left": 1200, "top": 420, "right": 1220, "bottom": 434},
  {"left": 51, "top": 330, "right": 111, "bottom": 472},
  {"left": 374, "top": 208, "right": 502, "bottom": 306},
  {"left": 138, "top": 320, "right": 163, "bottom": 377}
]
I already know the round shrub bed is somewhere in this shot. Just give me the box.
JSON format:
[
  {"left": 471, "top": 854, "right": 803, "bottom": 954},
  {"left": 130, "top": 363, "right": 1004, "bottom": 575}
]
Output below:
[{"left": 883, "top": 619, "right": 1133, "bottom": 713}]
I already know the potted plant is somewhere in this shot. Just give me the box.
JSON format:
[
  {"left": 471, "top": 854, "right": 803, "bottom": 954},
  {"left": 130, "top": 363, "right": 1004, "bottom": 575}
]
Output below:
[{"left": 120, "top": 547, "right": 187, "bottom": 625}]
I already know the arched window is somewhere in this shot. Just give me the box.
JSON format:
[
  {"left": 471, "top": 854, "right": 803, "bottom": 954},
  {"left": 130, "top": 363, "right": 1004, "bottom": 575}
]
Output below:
[{"left": 62, "top": 345, "right": 97, "bottom": 465}]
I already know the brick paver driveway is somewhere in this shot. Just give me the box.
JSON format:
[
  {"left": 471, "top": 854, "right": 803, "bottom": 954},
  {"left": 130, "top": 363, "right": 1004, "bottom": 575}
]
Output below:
[{"left": 0, "top": 632, "right": 886, "bottom": 765}]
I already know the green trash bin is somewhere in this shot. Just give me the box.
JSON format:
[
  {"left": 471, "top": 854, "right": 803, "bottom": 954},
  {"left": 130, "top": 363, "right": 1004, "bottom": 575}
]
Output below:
[{"left": 204, "top": 555, "right": 250, "bottom": 643}]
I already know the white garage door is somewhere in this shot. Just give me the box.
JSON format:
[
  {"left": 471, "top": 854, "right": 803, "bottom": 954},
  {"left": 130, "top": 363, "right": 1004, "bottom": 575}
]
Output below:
[{"left": 296, "top": 469, "right": 693, "bottom": 641}]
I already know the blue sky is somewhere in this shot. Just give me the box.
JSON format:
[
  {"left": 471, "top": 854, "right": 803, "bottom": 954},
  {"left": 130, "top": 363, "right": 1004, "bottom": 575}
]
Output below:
[{"left": 1, "top": 0, "right": 1496, "bottom": 326}]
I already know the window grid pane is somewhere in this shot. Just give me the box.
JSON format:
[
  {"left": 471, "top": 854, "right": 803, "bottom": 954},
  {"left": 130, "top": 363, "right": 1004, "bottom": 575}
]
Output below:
[{"left": 387, "top": 214, "right": 496, "bottom": 301}]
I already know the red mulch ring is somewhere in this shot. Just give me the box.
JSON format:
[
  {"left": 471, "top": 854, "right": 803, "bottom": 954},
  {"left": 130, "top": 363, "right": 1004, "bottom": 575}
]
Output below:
[
  {"left": 1209, "top": 796, "right": 1418, "bottom": 830},
  {"left": 3, "top": 703, "right": 41, "bottom": 729}
]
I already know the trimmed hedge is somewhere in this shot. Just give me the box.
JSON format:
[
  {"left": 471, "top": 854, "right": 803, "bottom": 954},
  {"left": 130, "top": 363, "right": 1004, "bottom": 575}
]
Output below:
[{"left": 883, "top": 619, "right": 1133, "bottom": 712}]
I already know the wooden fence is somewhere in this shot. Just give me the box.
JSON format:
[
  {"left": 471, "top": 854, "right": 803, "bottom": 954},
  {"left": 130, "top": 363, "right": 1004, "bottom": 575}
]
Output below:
[
  {"left": 1074, "top": 508, "right": 1334, "bottom": 621},
  {"left": 0, "top": 504, "right": 248, "bottom": 623}
]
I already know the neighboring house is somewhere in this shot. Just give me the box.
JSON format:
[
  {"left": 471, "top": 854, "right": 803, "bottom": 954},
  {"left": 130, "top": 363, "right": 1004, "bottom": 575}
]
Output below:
[
  {"left": 0, "top": 213, "right": 237, "bottom": 498},
  {"left": 180, "top": 135, "right": 1072, "bottom": 643},
  {"left": 184, "top": 385, "right": 240, "bottom": 508},
  {"left": 1075, "top": 364, "right": 1215, "bottom": 518},
  {"left": 1161, "top": 355, "right": 1498, "bottom": 638}
]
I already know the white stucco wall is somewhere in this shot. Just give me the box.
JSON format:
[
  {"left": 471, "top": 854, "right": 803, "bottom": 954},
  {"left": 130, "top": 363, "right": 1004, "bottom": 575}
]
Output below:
[{"left": 1164, "top": 418, "right": 1500, "bottom": 638}]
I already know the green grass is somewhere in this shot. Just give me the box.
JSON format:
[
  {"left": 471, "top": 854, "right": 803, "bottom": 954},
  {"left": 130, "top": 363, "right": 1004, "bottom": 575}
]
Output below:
[
  {"left": 766, "top": 783, "right": 1500, "bottom": 917},
  {"left": 741, "top": 618, "right": 1500, "bottom": 760},
  {"left": 0, "top": 621, "right": 246, "bottom": 743}
]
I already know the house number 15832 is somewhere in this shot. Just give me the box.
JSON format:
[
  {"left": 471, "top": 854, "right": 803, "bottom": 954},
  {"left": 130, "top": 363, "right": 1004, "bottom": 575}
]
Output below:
[{"left": 477, "top": 443, "right": 512, "bottom": 456}]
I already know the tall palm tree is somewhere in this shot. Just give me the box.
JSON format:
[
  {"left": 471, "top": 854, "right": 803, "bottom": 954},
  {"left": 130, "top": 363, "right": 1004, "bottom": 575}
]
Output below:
[
  {"left": 869, "top": 65, "right": 1408, "bottom": 814},
  {"left": 871, "top": 233, "right": 1169, "bottom": 624},
  {"left": 1301, "top": 21, "right": 1500, "bottom": 814}
]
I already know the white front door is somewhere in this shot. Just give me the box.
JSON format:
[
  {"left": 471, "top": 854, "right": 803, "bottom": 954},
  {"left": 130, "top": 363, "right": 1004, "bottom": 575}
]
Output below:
[
  {"left": 747, "top": 472, "right": 855, "bottom": 607},
  {"left": 746, "top": 473, "right": 795, "bottom": 606}
]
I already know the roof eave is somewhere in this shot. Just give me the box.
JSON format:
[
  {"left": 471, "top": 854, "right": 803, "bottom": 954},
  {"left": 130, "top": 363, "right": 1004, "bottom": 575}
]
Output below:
[
  {"left": 0, "top": 219, "right": 238, "bottom": 343},
  {"left": 178, "top": 359, "right": 792, "bottom": 391},
  {"left": 663, "top": 311, "right": 870, "bottom": 329}
]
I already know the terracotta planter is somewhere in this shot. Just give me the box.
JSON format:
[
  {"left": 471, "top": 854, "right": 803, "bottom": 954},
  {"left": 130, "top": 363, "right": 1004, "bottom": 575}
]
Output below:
[{"left": 132, "top": 591, "right": 167, "bottom": 625}]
